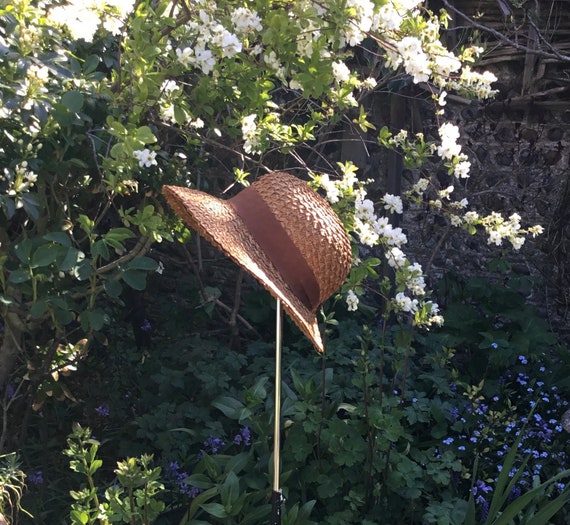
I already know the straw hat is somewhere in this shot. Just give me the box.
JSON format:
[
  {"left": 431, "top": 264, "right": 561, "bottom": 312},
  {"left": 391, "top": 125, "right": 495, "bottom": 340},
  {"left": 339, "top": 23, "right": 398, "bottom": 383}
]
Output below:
[{"left": 163, "top": 172, "right": 352, "bottom": 353}]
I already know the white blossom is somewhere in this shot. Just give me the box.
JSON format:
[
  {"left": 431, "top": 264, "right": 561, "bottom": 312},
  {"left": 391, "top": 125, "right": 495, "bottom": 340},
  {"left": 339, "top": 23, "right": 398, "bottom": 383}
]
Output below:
[
  {"left": 320, "top": 174, "right": 340, "bottom": 204},
  {"left": 241, "top": 114, "right": 261, "bottom": 154},
  {"left": 437, "top": 122, "right": 462, "bottom": 160},
  {"left": 386, "top": 247, "right": 406, "bottom": 268},
  {"left": 231, "top": 7, "right": 262, "bottom": 35},
  {"left": 382, "top": 193, "right": 403, "bottom": 214},
  {"left": 394, "top": 292, "right": 418, "bottom": 313},
  {"left": 332, "top": 61, "right": 351, "bottom": 83},
  {"left": 133, "top": 149, "right": 157, "bottom": 168},
  {"left": 346, "top": 289, "right": 359, "bottom": 311}
]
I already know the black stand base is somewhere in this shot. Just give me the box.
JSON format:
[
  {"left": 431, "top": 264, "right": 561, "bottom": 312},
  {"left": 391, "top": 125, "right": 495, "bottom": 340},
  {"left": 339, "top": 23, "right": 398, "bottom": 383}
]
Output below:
[{"left": 271, "top": 490, "right": 284, "bottom": 525}]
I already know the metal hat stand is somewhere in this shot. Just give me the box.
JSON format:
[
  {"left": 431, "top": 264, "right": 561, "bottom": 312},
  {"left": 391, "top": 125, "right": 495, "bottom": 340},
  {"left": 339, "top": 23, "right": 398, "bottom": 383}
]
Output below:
[{"left": 271, "top": 299, "right": 284, "bottom": 524}]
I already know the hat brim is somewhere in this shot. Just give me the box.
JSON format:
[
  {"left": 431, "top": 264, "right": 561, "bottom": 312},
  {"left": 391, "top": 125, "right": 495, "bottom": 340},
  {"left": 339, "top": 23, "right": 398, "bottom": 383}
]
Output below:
[{"left": 163, "top": 185, "right": 325, "bottom": 352}]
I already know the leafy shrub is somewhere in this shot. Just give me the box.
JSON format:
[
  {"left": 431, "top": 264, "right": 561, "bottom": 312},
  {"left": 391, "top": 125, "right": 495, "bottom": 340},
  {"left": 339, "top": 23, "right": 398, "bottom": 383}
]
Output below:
[{"left": 21, "top": 271, "right": 569, "bottom": 524}]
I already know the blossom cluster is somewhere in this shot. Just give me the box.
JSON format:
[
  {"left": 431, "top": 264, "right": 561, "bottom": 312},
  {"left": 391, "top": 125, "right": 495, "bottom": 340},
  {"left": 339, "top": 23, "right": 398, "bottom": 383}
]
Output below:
[
  {"left": 241, "top": 114, "right": 261, "bottom": 154},
  {"left": 16, "top": 64, "right": 51, "bottom": 110},
  {"left": 175, "top": 6, "right": 262, "bottom": 75},
  {"left": 165, "top": 461, "right": 201, "bottom": 498},
  {"left": 401, "top": 153, "right": 544, "bottom": 251},
  {"left": 378, "top": 4, "right": 496, "bottom": 99},
  {"left": 437, "top": 122, "right": 471, "bottom": 178},
  {"left": 233, "top": 426, "right": 252, "bottom": 446},
  {"left": 314, "top": 165, "right": 442, "bottom": 327},
  {"left": 47, "top": 0, "right": 135, "bottom": 42},
  {"left": 2, "top": 161, "right": 39, "bottom": 210}
]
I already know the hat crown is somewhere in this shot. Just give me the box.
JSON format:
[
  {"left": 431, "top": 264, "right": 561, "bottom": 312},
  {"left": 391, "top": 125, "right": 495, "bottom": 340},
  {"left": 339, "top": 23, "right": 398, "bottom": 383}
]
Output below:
[{"left": 251, "top": 172, "right": 352, "bottom": 308}]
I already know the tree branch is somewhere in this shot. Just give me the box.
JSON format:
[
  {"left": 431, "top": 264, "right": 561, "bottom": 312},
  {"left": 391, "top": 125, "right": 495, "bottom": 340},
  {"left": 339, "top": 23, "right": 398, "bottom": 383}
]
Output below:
[{"left": 441, "top": 0, "right": 570, "bottom": 63}]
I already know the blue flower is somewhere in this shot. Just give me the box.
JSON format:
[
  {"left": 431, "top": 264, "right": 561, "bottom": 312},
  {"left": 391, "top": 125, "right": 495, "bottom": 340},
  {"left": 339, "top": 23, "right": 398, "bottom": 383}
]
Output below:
[
  {"left": 203, "top": 436, "right": 225, "bottom": 454},
  {"left": 95, "top": 403, "right": 110, "bottom": 417},
  {"left": 166, "top": 461, "right": 201, "bottom": 498},
  {"left": 491, "top": 342, "right": 498, "bottom": 349},
  {"left": 140, "top": 319, "right": 152, "bottom": 332},
  {"left": 5, "top": 383, "right": 15, "bottom": 400},
  {"left": 233, "top": 426, "right": 251, "bottom": 446},
  {"left": 518, "top": 355, "right": 528, "bottom": 365},
  {"left": 443, "top": 437, "right": 454, "bottom": 445},
  {"left": 509, "top": 485, "right": 522, "bottom": 501},
  {"left": 450, "top": 407, "right": 459, "bottom": 422},
  {"left": 28, "top": 470, "right": 43, "bottom": 485}
]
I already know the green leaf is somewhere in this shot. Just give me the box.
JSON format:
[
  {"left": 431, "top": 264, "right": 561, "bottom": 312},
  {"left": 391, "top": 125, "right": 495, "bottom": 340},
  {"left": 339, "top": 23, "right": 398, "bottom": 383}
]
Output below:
[
  {"left": 21, "top": 192, "right": 40, "bottom": 221},
  {"left": 2, "top": 197, "right": 15, "bottom": 219},
  {"left": 55, "top": 308, "right": 74, "bottom": 325},
  {"left": 85, "top": 309, "right": 108, "bottom": 331},
  {"left": 200, "top": 502, "right": 228, "bottom": 519},
  {"left": 91, "top": 240, "right": 110, "bottom": 261},
  {"left": 70, "top": 510, "right": 89, "bottom": 525},
  {"left": 240, "top": 504, "right": 272, "bottom": 525},
  {"left": 89, "top": 459, "right": 103, "bottom": 475},
  {"left": 14, "top": 239, "right": 33, "bottom": 264},
  {"left": 77, "top": 215, "right": 95, "bottom": 236},
  {"left": 212, "top": 396, "right": 251, "bottom": 420},
  {"left": 43, "top": 232, "right": 72, "bottom": 246},
  {"left": 31, "top": 244, "right": 59, "bottom": 268},
  {"left": 184, "top": 474, "right": 213, "bottom": 490},
  {"left": 225, "top": 453, "right": 250, "bottom": 476},
  {"left": 8, "top": 269, "right": 30, "bottom": 284},
  {"left": 174, "top": 105, "right": 188, "bottom": 126},
  {"left": 121, "top": 269, "right": 147, "bottom": 290},
  {"left": 61, "top": 90, "right": 84, "bottom": 113},
  {"left": 135, "top": 126, "right": 157, "bottom": 144},
  {"left": 74, "top": 259, "right": 94, "bottom": 280},
  {"left": 181, "top": 487, "right": 219, "bottom": 523},
  {"left": 526, "top": 489, "right": 570, "bottom": 525},
  {"left": 83, "top": 55, "right": 100, "bottom": 74},
  {"left": 73, "top": 259, "right": 94, "bottom": 281},
  {"left": 104, "top": 228, "right": 135, "bottom": 250},
  {"left": 220, "top": 471, "right": 240, "bottom": 507},
  {"left": 58, "top": 247, "right": 84, "bottom": 272},
  {"left": 127, "top": 256, "right": 158, "bottom": 271},
  {"left": 30, "top": 299, "right": 48, "bottom": 318},
  {"left": 104, "top": 278, "right": 122, "bottom": 299}
]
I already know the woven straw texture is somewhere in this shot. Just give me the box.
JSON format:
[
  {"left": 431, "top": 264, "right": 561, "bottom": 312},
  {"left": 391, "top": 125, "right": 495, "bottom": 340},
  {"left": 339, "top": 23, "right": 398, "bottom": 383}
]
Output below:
[{"left": 162, "top": 172, "right": 352, "bottom": 353}]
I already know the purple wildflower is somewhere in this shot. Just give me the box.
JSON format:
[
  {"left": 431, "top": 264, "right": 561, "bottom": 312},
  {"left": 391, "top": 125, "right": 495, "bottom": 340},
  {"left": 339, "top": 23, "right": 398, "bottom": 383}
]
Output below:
[
  {"left": 166, "top": 461, "right": 201, "bottom": 498},
  {"left": 141, "top": 319, "right": 152, "bottom": 332},
  {"left": 450, "top": 407, "right": 459, "bottom": 422},
  {"left": 28, "top": 470, "right": 43, "bottom": 485},
  {"left": 95, "top": 403, "right": 110, "bottom": 417},
  {"left": 234, "top": 426, "right": 251, "bottom": 446},
  {"left": 5, "top": 384, "right": 15, "bottom": 400},
  {"left": 203, "top": 436, "right": 225, "bottom": 454}
]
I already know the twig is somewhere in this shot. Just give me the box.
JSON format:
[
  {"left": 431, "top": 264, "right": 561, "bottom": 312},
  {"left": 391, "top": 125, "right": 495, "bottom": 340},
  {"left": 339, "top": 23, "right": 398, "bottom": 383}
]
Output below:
[
  {"left": 182, "top": 246, "right": 260, "bottom": 335},
  {"left": 441, "top": 0, "right": 570, "bottom": 63},
  {"left": 96, "top": 236, "right": 153, "bottom": 274},
  {"left": 229, "top": 268, "right": 244, "bottom": 339},
  {"left": 425, "top": 223, "right": 451, "bottom": 276}
]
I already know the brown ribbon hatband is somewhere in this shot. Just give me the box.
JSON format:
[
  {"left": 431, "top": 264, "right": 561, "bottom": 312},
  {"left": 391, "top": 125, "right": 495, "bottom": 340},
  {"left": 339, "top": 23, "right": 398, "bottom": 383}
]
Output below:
[{"left": 229, "top": 186, "right": 320, "bottom": 311}]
